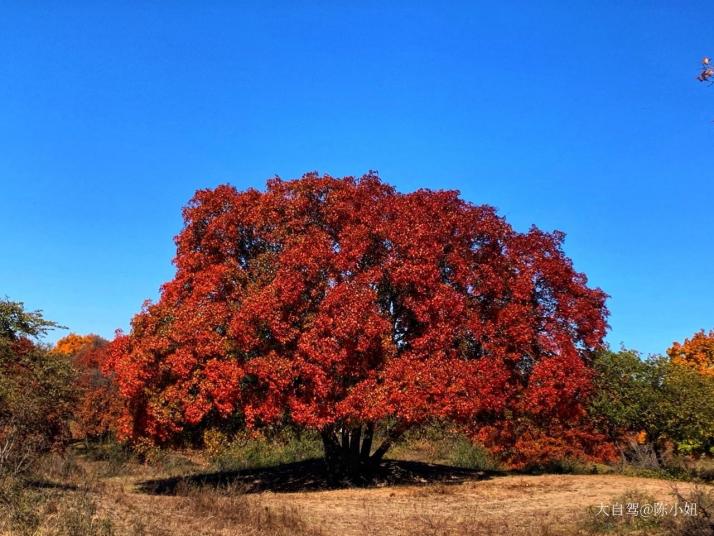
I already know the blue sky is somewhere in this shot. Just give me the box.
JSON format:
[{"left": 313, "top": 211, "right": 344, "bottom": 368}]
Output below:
[{"left": 1, "top": 1, "right": 712, "bottom": 355}]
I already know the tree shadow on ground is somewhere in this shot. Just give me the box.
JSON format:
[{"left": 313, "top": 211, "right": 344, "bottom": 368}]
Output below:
[
  {"left": 26, "top": 480, "right": 80, "bottom": 491},
  {"left": 138, "top": 458, "right": 502, "bottom": 495}
]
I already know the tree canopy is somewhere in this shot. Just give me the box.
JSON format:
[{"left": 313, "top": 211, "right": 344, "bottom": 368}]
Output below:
[
  {"left": 667, "top": 329, "right": 714, "bottom": 377},
  {"left": 107, "top": 172, "right": 609, "bottom": 476},
  {"left": 0, "top": 299, "right": 64, "bottom": 342}
]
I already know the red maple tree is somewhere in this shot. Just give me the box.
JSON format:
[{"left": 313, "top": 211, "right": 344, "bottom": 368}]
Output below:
[{"left": 106, "top": 172, "right": 608, "bottom": 477}]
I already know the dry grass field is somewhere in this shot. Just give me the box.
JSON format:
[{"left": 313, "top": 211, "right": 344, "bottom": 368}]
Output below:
[
  {"left": 254, "top": 474, "right": 709, "bottom": 535},
  {"left": 5, "top": 444, "right": 710, "bottom": 536}
]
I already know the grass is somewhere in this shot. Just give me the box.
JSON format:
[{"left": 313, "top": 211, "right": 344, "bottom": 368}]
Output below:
[
  {"left": 0, "top": 474, "right": 115, "bottom": 536},
  {"left": 0, "top": 431, "right": 712, "bottom": 535},
  {"left": 0, "top": 442, "right": 326, "bottom": 536},
  {"left": 581, "top": 484, "right": 714, "bottom": 535},
  {"left": 592, "top": 454, "right": 714, "bottom": 485},
  {"left": 175, "top": 480, "right": 320, "bottom": 536},
  {"left": 388, "top": 425, "right": 502, "bottom": 472},
  {"left": 664, "top": 484, "right": 714, "bottom": 536},
  {"left": 209, "top": 431, "right": 323, "bottom": 472},
  {"left": 582, "top": 488, "right": 665, "bottom": 534}
]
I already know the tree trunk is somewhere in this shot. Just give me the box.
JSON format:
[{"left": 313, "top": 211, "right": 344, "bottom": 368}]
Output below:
[
  {"left": 360, "top": 423, "right": 374, "bottom": 460},
  {"left": 320, "top": 422, "right": 403, "bottom": 482}
]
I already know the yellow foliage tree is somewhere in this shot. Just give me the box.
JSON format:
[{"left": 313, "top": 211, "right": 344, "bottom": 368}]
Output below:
[
  {"left": 667, "top": 329, "right": 714, "bottom": 377},
  {"left": 53, "top": 333, "right": 104, "bottom": 356}
]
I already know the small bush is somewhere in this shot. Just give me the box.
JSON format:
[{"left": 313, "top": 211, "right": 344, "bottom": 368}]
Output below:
[
  {"left": 202, "top": 428, "right": 229, "bottom": 457},
  {"left": 131, "top": 437, "right": 165, "bottom": 465},
  {"left": 449, "top": 437, "right": 501, "bottom": 471},
  {"left": 690, "top": 457, "right": 714, "bottom": 482}
]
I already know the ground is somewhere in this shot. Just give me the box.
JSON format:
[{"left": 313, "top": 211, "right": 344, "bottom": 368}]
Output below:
[
  {"left": 26, "top": 448, "right": 708, "bottom": 536},
  {"left": 255, "top": 474, "right": 704, "bottom": 535}
]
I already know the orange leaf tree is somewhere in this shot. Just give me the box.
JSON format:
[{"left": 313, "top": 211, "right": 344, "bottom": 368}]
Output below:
[
  {"left": 107, "top": 173, "right": 608, "bottom": 478},
  {"left": 54, "top": 333, "right": 103, "bottom": 357},
  {"left": 667, "top": 329, "right": 714, "bottom": 377}
]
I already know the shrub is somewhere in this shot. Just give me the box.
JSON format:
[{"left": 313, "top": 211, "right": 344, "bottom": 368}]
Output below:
[
  {"left": 202, "top": 428, "right": 229, "bottom": 457},
  {"left": 448, "top": 436, "right": 500, "bottom": 471},
  {"left": 0, "top": 299, "right": 77, "bottom": 477},
  {"left": 476, "top": 417, "right": 617, "bottom": 471}
]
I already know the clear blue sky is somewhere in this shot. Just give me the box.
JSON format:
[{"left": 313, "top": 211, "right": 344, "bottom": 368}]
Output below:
[{"left": 1, "top": 2, "right": 712, "bottom": 355}]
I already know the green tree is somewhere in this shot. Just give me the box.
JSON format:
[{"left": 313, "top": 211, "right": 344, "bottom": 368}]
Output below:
[
  {"left": 0, "top": 298, "right": 64, "bottom": 342},
  {"left": 0, "top": 298, "right": 75, "bottom": 475},
  {"left": 590, "top": 349, "right": 714, "bottom": 460}
]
